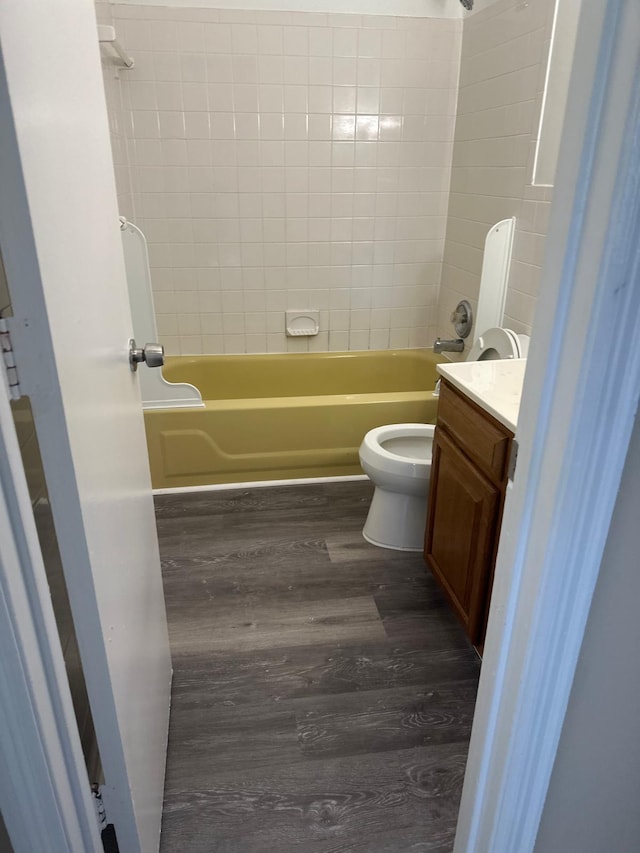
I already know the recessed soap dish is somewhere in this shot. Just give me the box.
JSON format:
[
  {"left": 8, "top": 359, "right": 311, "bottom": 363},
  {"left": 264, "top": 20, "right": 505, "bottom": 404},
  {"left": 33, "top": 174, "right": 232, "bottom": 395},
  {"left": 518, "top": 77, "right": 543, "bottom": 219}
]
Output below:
[{"left": 285, "top": 310, "right": 320, "bottom": 337}]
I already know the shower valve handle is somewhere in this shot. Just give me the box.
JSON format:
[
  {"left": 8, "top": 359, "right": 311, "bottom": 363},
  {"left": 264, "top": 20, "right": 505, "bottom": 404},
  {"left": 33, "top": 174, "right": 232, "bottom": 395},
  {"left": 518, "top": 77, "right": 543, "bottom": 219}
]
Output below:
[{"left": 129, "top": 339, "right": 164, "bottom": 372}]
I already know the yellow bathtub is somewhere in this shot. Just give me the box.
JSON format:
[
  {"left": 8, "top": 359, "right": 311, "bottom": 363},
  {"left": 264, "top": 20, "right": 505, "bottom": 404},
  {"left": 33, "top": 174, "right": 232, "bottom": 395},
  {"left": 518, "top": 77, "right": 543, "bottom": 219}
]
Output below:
[{"left": 144, "top": 349, "right": 442, "bottom": 489}]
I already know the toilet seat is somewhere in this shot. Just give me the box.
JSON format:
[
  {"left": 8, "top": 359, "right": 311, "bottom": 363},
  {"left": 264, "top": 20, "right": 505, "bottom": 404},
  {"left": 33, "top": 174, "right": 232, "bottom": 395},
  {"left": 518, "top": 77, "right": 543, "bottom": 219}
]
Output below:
[
  {"left": 359, "top": 424, "right": 434, "bottom": 479},
  {"left": 466, "top": 326, "right": 521, "bottom": 361}
]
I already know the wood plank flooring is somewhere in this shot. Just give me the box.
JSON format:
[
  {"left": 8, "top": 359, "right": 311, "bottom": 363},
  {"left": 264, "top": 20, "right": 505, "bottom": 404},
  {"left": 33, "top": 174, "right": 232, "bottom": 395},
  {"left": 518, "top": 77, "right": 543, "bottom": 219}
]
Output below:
[{"left": 156, "top": 481, "right": 480, "bottom": 852}]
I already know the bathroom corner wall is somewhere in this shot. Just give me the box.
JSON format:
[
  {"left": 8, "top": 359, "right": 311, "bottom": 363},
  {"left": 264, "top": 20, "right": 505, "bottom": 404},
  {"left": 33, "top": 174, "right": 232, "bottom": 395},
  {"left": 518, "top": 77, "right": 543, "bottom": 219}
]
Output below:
[
  {"left": 438, "top": 0, "right": 556, "bottom": 345},
  {"left": 104, "top": 5, "right": 461, "bottom": 355}
]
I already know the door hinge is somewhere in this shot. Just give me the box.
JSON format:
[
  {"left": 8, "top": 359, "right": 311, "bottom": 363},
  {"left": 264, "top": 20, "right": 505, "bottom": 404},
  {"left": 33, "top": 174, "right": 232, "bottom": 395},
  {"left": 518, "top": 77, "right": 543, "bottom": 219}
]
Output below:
[
  {"left": 91, "top": 784, "right": 108, "bottom": 833},
  {"left": 0, "top": 318, "right": 21, "bottom": 401},
  {"left": 508, "top": 438, "right": 519, "bottom": 481}
]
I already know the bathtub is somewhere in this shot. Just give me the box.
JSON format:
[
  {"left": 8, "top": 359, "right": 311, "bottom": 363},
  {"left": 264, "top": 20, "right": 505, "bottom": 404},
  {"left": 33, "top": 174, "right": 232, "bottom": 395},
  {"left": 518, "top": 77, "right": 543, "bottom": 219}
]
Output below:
[{"left": 144, "top": 349, "right": 442, "bottom": 489}]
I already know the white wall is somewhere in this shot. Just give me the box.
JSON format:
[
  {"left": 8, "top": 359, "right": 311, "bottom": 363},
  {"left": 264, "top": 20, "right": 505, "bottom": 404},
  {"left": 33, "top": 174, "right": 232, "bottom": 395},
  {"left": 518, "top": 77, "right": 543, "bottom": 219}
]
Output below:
[
  {"left": 98, "top": 0, "right": 561, "bottom": 357},
  {"left": 113, "top": 0, "right": 462, "bottom": 19},
  {"left": 96, "top": 1, "right": 137, "bottom": 219},
  {"left": 100, "top": 4, "right": 461, "bottom": 355},
  {"left": 534, "top": 408, "right": 640, "bottom": 852},
  {"left": 464, "top": 0, "right": 502, "bottom": 15},
  {"left": 437, "top": 0, "right": 555, "bottom": 345},
  {"left": 532, "top": 0, "right": 581, "bottom": 186}
]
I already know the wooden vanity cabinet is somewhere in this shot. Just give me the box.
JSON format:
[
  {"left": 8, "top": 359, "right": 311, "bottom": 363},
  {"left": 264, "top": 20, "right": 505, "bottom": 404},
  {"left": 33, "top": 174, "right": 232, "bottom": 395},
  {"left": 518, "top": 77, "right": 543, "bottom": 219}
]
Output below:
[{"left": 424, "top": 379, "right": 514, "bottom": 645}]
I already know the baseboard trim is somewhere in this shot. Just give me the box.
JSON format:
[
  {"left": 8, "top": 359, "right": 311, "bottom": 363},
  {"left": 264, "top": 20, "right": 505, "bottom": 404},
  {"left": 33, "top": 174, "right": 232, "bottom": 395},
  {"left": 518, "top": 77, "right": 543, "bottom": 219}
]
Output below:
[{"left": 153, "top": 474, "right": 369, "bottom": 496}]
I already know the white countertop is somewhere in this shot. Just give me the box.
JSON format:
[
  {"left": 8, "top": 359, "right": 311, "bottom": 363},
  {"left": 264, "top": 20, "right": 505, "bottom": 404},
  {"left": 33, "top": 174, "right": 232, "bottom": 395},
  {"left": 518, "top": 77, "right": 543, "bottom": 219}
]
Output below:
[{"left": 436, "top": 359, "right": 527, "bottom": 433}]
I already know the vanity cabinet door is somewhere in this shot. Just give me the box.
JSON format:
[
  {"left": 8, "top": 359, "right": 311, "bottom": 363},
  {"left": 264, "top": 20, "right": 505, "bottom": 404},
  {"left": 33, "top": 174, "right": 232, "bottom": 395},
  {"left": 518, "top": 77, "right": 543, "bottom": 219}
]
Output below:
[{"left": 425, "top": 426, "right": 499, "bottom": 643}]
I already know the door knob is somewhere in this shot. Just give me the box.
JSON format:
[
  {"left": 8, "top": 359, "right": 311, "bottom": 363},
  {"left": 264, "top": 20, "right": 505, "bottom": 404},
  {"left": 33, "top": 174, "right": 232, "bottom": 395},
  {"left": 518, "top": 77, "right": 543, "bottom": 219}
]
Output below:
[{"left": 129, "top": 339, "right": 164, "bottom": 372}]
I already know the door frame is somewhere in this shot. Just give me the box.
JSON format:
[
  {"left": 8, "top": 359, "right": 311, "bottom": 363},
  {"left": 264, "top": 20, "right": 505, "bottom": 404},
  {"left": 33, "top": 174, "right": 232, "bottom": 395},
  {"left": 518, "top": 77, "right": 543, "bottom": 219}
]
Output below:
[
  {"left": 0, "top": 0, "right": 172, "bottom": 849},
  {"left": 455, "top": 1, "right": 640, "bottom": 849},
  {"left": 0, "top": 371, "right": 101, "bottom": 850}
]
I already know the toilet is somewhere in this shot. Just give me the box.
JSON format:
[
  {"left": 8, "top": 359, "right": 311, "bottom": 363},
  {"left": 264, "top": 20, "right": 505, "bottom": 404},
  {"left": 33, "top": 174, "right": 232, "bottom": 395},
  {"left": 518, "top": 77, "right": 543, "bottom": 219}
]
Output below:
[
  {"left": 467, "top": 326, "right": 529, "bottom": 361},
  {"left": 359, "top": 217, "right": 529, "bottom": 551},
  {"left": 359, "top": 328, "right": 529, "bottom": 551},
  {"left": 360, "top": 424, "right": 436, "bottom": 551}
]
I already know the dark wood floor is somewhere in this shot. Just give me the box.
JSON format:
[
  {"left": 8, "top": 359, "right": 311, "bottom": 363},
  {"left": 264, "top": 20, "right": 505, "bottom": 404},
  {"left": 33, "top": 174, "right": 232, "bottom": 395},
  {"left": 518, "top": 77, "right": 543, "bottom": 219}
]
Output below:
[{"left": 156, "top": 481, "right": 480, "bottom": 853}]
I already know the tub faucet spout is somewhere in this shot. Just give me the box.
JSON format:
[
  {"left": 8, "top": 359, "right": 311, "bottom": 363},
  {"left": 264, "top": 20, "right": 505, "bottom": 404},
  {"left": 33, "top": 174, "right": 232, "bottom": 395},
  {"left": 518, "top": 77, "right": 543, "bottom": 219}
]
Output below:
[{"left": 433, "top": 337, "right": 465, "bottom": 354}]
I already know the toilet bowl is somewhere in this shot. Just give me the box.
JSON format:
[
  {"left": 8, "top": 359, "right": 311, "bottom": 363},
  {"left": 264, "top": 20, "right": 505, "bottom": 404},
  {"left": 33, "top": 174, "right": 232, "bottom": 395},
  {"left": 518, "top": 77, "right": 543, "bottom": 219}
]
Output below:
[
  {"left": 359, "top": 424, "right": 435, "bottom": 551},
  {"left": 359, "top": 326, "right": 531, "bottom": 551}
]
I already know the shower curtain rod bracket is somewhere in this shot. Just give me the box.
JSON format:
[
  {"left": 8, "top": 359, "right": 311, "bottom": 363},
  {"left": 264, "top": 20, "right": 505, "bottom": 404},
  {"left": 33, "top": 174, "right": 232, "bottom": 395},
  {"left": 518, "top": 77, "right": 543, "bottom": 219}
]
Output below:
[{"left": 97, "top": 25, "right": 134, "bottom": 69}]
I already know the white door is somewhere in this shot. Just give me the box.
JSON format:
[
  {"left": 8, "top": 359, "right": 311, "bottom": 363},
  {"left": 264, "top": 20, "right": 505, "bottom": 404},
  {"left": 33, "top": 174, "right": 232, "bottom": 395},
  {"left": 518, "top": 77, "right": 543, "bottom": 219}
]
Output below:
[{"left": 0, "top": 2, "right": 171, "bottom": 852}]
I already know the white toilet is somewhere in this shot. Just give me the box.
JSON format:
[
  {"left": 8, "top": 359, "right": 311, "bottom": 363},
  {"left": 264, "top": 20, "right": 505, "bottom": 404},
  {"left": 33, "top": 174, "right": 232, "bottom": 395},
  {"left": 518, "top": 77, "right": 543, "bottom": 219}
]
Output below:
[
  {"left": 359, "top": 217, "right": 529, "bottom": 551},
  {"left": 359, "top": 327, "right": 528, "bottom": 551},
  {"left": 466, "top": 326, "right": 529, "bottom": 361},
  {"left": 360, "top": 424, "right": 436, "bottom": 551}
]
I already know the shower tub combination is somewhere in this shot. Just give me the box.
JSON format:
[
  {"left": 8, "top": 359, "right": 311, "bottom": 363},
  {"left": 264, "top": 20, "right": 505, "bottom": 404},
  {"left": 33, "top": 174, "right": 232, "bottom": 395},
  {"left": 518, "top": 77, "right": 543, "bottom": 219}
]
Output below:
[
  {"left": 144, "top": 348, "right": 442, "bottom": 489},
  {"left": 121, "top": 215, "right": 441, "bottom": 490}
]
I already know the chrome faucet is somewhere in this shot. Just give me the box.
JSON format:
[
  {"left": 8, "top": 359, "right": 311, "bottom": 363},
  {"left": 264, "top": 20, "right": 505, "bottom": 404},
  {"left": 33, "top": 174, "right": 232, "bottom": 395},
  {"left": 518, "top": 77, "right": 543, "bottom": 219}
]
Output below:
[{"left": 433, "top": 337, "right": 465, "bottom": 354}]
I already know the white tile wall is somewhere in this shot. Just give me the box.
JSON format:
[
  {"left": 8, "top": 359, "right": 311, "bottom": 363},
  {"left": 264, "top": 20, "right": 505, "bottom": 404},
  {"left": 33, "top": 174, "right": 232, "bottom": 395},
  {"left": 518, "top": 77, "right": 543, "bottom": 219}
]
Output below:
[
  {"left": 438, "top": 0, "right": 555, "bottom": 344},
  {"left": 98, "top": 3, "right": 138, "bottom": 221},
  {"left": 99, "top": 5, "right": 461, "bottom": 355}
]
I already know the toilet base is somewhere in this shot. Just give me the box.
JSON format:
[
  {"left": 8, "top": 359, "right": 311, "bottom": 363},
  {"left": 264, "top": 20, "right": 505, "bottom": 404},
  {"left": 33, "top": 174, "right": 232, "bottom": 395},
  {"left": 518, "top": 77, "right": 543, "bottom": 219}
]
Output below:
[{"left": 362, "top": 486, "right": 428, "bottom": 552}]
